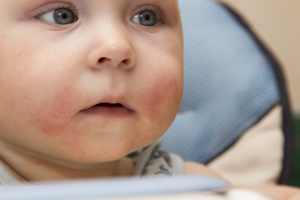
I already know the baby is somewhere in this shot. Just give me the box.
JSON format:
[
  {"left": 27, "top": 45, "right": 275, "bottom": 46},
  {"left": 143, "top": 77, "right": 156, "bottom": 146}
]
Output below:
[
  {"left": 0, "top": 0, "right": 219, "bottom": 183},
  {"left": 1, "top": 1, "right": 300, "bottom": 199}
]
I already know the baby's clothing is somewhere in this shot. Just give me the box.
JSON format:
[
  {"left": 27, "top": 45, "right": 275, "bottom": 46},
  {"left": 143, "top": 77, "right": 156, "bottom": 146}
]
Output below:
[
  {"left": 0, "top": 162, "right": 20, "bottom": 186},
  {"left": 133, "top": 139, "right": 185, "bottom": 176},
  {"left": 0, "top": 140, "right": 184, "bottom": 186}
]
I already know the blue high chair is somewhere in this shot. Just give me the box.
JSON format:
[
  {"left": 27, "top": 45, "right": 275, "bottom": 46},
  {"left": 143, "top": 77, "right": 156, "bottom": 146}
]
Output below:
[{"left": 162, "top": 0, "right": 293, "bottom": 185}]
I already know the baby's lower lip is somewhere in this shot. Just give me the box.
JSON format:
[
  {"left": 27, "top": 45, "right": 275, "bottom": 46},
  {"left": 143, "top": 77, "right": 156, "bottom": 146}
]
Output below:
[{"left": 80, "top": 105, "right": 132, "bottom": 118}]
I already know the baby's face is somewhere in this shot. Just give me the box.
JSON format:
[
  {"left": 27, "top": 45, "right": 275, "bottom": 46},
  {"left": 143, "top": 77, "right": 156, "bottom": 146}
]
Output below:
[{"left": 0, "top": 0, "right": 183, "bottom": 164}]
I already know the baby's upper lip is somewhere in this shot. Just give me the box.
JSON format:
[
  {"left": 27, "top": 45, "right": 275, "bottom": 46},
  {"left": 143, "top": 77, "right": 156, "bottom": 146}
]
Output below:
[{"left": 81, "top": 95, "right": 133, "bottom": 112}]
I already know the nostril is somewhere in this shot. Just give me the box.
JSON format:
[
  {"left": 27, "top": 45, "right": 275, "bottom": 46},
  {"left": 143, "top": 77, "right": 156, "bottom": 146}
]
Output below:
[
  {"left": 98, "top": 57, "right": 106, "bottom": 63},
  {"left": 122, "top": 59, "right": 130, "bottom": 65},
  {"left": 96, "top": 57, "right": 134, "bottom": 69}
]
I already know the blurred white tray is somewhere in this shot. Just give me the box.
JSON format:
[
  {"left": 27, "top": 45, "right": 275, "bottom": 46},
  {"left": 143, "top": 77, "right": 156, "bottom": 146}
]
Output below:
[{"left": 0, "top": 175, "right": 228, "bottom": 200}]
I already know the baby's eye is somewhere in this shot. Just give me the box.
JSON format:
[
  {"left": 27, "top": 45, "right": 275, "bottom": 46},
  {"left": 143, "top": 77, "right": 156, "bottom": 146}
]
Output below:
[
  {"left": 131, "top": 10, "right": 157, "bottom": 27},
  {"left": 39, "top": 8, "right": 77, "bottom": 25}
]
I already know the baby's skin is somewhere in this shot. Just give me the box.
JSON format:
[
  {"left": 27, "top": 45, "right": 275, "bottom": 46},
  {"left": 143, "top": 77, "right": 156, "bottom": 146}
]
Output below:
[{"left": 0, "top": 0, "right": 219, "bottom": 182}]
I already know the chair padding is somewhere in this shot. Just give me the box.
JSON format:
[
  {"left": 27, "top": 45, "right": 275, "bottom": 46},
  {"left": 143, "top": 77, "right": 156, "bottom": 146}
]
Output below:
[{"left": 161, "top": 0, "right": 280, "bottom": 164}]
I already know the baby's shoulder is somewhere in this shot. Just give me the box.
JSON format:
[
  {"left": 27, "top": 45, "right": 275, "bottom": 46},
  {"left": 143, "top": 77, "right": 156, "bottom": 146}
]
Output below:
[
  {"left": 184, "top": 161, "right": 224, "bottom": 179},
  {"left": 132, "top": 140, "right": 224, "bottom": 180}
]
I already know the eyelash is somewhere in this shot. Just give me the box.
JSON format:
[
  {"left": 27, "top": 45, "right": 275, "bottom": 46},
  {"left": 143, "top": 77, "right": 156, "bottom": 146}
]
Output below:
[
  {"left": 33, "top": 3, "right": 79, "bottom": 21},
  {"left": 139, "top": 5, "right": 167, "bottom": 24},
  {"left": 32, "top": 3, "right": 166, "bottom": 26}
]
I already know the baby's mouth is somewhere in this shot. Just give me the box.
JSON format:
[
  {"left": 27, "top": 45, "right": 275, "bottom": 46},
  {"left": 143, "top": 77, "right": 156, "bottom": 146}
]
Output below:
[
  {"left": 93, "top": 103, "right": 124, "bottom": 108},
  {"left": 81, "top": 102, "right": 132, "bottom": 117}
]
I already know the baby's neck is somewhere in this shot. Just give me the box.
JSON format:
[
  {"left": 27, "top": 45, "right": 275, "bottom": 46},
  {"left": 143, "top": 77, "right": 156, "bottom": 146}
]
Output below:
[{"left": 0, "top": 143, "right": 135, "bottom": 183}]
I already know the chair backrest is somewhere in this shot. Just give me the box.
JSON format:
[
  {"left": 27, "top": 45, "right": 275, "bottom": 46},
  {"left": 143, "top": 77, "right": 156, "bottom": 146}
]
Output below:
[{"left": 161, "top": 0, "right": 293, "bottom": 185}]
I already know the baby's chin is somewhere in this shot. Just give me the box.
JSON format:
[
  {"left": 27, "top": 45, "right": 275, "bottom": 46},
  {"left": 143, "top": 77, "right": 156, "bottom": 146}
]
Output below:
[
  {"left": 23, "top": 145, "right": 133, "bottom": 171},
  {"left": 48, "top": 136, "right": 146, "bottom": 164}
]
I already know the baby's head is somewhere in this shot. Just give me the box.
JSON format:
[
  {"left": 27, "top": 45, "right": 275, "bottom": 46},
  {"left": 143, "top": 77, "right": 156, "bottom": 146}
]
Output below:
[{"left": 0, "top": 0, "right": 183, "bottom": 165}]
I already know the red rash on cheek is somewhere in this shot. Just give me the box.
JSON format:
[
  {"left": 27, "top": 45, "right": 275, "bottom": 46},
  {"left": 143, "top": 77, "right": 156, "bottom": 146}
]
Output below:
[
  {"left": 137, "top": 74, "right": 181, "bottom": 122},
  {"left": 29, "top": 86, "right": 82, "bottom": 137}
]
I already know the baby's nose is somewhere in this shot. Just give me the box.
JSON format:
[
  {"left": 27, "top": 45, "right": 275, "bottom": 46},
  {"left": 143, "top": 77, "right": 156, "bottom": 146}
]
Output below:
[{"left": 87, "top": 31, "right": 136, "bottom": 70}]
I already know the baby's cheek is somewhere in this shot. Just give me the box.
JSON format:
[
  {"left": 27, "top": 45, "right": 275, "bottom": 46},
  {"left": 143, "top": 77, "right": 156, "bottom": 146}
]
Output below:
[
  {"left": 28, "top": 86, "right": 82, "bottom": 138},
  {"left": 137, "top": 73, "right": 182, "bottom": 126}
]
